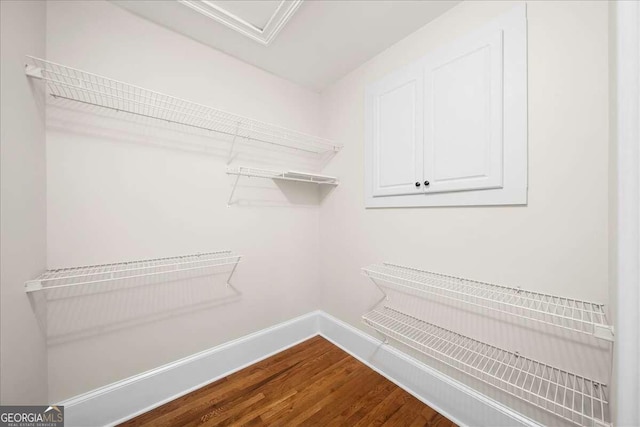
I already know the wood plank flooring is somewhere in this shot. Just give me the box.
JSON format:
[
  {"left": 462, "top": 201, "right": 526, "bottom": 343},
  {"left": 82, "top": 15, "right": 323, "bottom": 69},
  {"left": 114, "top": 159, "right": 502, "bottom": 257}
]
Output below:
[{"left": 119, "top": 336, "right": 456, "bottom": 426}]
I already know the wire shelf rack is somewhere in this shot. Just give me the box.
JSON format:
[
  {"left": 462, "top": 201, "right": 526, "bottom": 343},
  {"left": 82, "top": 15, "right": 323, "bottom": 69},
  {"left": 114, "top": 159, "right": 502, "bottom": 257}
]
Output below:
[
  {"left": 363, "top": 263, "right": 613, "bottom": 341},
  {"left": 363, "top": 306, "right": 610, "bottom": 427},
  {"left": 24, "top": 56, "right": 341, "bottom": 154},
  {"left": 226, "top": 166, "right": 338, "bottom": 206},
  {"left": 25, "top": 251, "right": 242, "bottom": 293},
  {"left": 226, "top": 166, "right": 339, "bottom": 184}
]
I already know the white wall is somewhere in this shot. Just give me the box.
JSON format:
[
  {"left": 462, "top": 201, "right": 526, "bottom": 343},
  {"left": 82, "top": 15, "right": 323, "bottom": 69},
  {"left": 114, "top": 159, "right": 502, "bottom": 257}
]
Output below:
[
  {"left": 1, "top": 2, "right": 614, "bottom": 423},
  {"left": 0, "top": 0, "right": 49, "bottom": 404},
  {"left": 319, "top": 1, "right": 610, "bottom": 425},
  {"left": 45, "top": 0, "right": 326, "bottom": 402}
]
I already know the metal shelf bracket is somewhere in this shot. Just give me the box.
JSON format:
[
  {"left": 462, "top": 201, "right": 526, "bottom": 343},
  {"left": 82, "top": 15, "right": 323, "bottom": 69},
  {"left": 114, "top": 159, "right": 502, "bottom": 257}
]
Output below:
[{"left": 227, "top": 122, "right": 242, "bottom": 165}]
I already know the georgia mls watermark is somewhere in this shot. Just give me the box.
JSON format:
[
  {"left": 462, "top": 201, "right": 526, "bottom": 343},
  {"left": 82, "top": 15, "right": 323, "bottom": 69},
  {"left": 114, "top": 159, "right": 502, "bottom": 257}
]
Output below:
[{"left": 0, "top": 406, "right": 64, "bottom": 427}]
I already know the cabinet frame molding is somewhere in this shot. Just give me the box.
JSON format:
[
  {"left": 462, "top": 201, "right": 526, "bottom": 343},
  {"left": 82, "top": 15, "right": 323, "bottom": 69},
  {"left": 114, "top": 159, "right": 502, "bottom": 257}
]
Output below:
[{"left": 365, "top": 4, "right": 527, "bottom": 208}]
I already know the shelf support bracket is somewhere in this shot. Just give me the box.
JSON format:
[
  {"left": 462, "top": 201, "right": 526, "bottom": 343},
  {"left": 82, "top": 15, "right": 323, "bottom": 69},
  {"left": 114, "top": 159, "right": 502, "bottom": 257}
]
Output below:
[
  {"left": 24, "top": 280, "right": 43, "bottom": 293},
  {"left": 226, "top": 259, "right": 240, "bottom": 289},
  {"left": 227, "top": 122, "right": 241, "bottom": 165},
  {"left": 593, "top": 325, "right": 615, "bottom": 342},
  {"left": 363, "top": 270, "right": 388, "bottom": 300},
  {"left": 227, "top": 173, "right": 241, "bottom": 208},
  {"left": 374, "top": 330, "right": 389, "bottom": 345},
  {"left": 363, "top": 323, "right": 388, "bottom": 345},
  {"left": 363, "top": 270, "right": 389, "bottom": 314},
  {"left": 25, "top": 65, "right": 43, "bottom": 79}
]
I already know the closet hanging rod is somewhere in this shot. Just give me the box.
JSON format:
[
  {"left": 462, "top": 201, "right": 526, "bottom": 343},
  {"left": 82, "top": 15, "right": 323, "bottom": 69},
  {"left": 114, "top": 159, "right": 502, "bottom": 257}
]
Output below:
[
  {"left": 25, "top": 251, "right": 242, "bottom": 293},
  {"left": 363, "top": 263, "right": 614, "bottom": 341},
  {"left": 24, "top": 56, "right": 341, "bottom": 154},
  {"left": 363, "top": 306, "right": 610, "bottom": 427}
]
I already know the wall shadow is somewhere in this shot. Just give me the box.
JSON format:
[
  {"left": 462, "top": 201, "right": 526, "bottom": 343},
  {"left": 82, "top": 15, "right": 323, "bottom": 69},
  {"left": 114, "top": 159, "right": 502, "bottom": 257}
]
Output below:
[
  {"left": 46, "top": 101, "right": 338, "bottom": 172},
  {"left": 28, "top": 266, "right": 242, "bottom": 346}
]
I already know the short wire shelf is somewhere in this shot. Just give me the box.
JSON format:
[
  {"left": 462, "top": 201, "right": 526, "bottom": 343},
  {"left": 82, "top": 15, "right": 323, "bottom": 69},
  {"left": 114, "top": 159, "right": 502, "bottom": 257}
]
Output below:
[
  {"left": 25, "top": 251, "right": 242, "bottom": 293},
  {"left": 362, "top": 263, "right": 613, "bottom": 341},
  {"left": 226, "top": 166, "right": 339, "bottom": 184},
  {"left": 225, "top": 166, "right": 338, "bottom": 206},
  {"left": 363, "top": 306, "right": 610, "bottom": 427},
  {"left": 24, "top": 56, "right": 341, "bottom": 154}
]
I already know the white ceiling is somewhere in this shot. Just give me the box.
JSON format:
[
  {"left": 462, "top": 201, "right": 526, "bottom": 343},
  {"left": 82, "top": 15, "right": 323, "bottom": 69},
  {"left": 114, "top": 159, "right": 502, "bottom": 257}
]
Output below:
[{"left": 112, "top": 0, "right": 461, "bottom": 92}]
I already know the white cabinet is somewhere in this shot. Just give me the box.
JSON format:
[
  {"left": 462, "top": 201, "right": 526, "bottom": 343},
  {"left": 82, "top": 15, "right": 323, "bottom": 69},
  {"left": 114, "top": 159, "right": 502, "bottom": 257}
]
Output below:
[
  {"left": 366, "top": 64, "right": 423, "bottom": 197},
  {"left": 365, "top": 5, "right": 527, "bottom": 208},
  {"left": 424, "top": 30, "right": 504, "bottom": 194}
]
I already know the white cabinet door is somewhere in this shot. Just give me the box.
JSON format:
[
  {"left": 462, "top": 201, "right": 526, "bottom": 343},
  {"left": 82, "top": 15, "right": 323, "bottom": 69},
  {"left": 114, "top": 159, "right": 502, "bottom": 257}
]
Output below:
[
  {"left": 366, "top": 64, "right": 424, "bottom": 197},
  {"left": 423, "top": 30, "right": 504, "bottom": 194}
]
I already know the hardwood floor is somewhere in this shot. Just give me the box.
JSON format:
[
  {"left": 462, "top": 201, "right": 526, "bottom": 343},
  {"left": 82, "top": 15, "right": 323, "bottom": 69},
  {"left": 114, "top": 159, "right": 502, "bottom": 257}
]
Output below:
[{"left": 119, "top": 336, "right": 456, "bottom": 426}]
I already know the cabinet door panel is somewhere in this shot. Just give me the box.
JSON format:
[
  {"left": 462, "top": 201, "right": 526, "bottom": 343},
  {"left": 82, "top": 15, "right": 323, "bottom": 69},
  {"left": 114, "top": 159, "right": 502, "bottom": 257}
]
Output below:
[
  {"left": 424, "top": 30, "right": 504, "bottom": 194},
  {"left": 368, "top": 65, "right": 423, "bottom": 197}
]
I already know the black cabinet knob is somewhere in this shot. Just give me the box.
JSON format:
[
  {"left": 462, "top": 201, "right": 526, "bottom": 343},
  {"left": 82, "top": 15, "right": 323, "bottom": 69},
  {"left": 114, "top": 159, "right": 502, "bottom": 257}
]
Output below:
[
  {"left": 424, "top": 180, "right": 430, "bottom": 186},
  {"left": 415, "top": 182, "right": 421, "bottom": 187}
]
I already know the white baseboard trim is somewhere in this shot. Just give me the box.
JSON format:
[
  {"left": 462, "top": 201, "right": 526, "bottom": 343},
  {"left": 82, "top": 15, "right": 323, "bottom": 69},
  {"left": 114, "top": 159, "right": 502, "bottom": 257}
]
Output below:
[
  {"left": 60, "top": 311, "right": 320, "bottom": 427},
  {"left": 317, "top": 311, "right": 540, "bottom": 427},
  {"left": 60, "top": 310, "right": 540, "bottom": 427}
]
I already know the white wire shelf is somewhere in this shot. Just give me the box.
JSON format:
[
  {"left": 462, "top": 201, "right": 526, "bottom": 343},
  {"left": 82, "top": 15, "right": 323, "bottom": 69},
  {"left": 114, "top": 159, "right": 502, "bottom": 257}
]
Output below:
[
  {"left": 363, "top": 306, "right": 610, "bottom": 427},
  {"left": 363, "top": 263, "right": 613, "bottom": 341},
  {"left": 226, "top": 166, "right": 339, "bottom": 184},
  {"left": 24, "top": 56, "right": 341, "bottom": 154},
  {"left": 226, "top": 166, "right": 338, "bottom": 206},
  {"left": 25, "top": 251, "right": 242, "bottom": 293}
]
